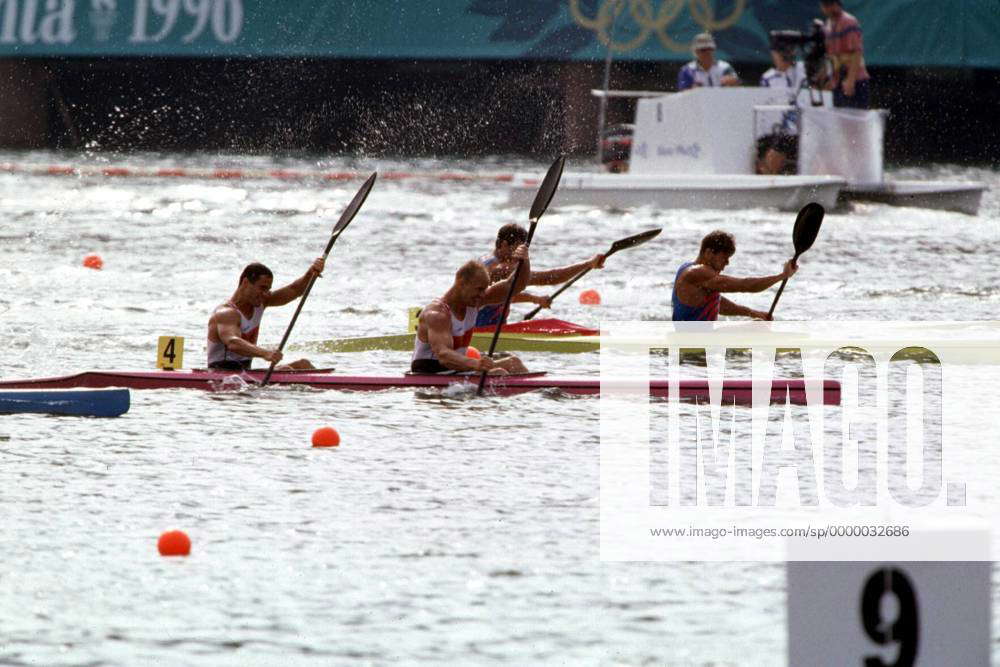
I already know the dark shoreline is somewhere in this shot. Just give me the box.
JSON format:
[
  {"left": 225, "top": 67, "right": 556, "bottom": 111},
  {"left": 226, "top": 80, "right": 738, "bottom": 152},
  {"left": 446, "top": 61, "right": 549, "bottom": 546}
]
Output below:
[{"left": 1, "top": 58, "right": 997, "bottom": 165}]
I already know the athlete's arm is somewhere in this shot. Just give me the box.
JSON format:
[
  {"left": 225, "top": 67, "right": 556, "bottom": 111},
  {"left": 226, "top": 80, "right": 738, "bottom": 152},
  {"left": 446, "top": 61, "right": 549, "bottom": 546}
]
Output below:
[
  {"left": 512, "top": 292, "right": 551, "bottom": 308},
  {"left": 719, "top": 297, "right": 771, "bottom": 320},
  {"left": 698, "top": 260, "right": 796, "bottom": 293},
  {"left": 528, "top": 254, "right": 605, "bottom": 286},
  {"left": 214, "top": 308, "right": 282, "bottom": 363},
  {"left": 267, "top": 257, "right": 325, "bottom": 306},
  {"left": 482, "top": 245, "right": 531, "bottom": 304},
  {"left": 423, "top": 307, "right": 495, "bottom": 373}
]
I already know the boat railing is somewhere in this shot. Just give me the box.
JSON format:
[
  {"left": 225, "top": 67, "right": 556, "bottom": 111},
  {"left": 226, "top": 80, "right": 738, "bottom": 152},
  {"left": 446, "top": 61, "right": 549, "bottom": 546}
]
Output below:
[{"left": 590, "top": 89, "right": 671, "bottom": 99}]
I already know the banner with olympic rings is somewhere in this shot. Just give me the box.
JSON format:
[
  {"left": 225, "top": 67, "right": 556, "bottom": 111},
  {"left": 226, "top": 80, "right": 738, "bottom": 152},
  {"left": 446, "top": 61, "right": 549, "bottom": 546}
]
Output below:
[{"left": 0, "top": 0, "right": 995, "bottom": 68}]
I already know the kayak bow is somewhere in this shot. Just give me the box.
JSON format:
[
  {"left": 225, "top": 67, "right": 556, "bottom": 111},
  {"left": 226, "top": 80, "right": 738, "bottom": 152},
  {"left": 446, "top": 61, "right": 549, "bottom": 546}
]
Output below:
[{"left": 0, "top": 388, "right": 130, "bottom": 417}]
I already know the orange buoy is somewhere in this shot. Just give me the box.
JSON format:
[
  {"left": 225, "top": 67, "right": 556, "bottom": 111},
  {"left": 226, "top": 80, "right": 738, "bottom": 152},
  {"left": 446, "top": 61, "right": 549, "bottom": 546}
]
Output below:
[
  {"left": 465, "top": 345, "right": 481, "bottom": 360},
  {"left": 312, "top": 426, "right": 340, "bottom": 448},
  {"left": 82, "top": 254, "right": 104, "bottom": 270},
  {"left": 157, "top": 530, "right": 191, "bottom": 557},
  {"left": 579, "top": 289, "right": 601, "bottom": 305}
]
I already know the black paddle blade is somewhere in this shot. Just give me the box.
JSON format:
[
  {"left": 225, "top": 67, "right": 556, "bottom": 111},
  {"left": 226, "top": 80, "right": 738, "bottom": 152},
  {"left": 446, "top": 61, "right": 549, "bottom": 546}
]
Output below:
[
  {"left": 528, "top": 156, "right": 565, "bottom": 223},
  {"left": 792, "top": 202, "right": 824, "bottom": 256},
  {"left": 325, "top": 172, "right": 377, "bottom": 250},
  {"left": 609, "top": 228, "right": 662, "bottom": 255}
]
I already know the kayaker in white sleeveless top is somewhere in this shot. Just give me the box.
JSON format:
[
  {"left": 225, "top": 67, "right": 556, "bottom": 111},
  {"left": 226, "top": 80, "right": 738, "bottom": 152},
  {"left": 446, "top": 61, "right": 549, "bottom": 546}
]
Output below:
[
  {"left": 412, "top": 246, "right": 532, "bottom": 375},
  {"left": 207, "top": 258, "right": 325, "bottom": 371}
]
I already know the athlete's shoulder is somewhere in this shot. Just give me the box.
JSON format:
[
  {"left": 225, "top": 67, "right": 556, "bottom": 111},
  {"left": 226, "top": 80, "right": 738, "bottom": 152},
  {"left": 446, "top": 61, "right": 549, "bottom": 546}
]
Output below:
[
  {"left": 421, "top": 301, "right": 450, "bottom": 324},
  {"left": 681, "top": 263, "right": 716, "bottom": 281},
  {"left": 212, "top": 301, "right": 238, "bottom": 317}
]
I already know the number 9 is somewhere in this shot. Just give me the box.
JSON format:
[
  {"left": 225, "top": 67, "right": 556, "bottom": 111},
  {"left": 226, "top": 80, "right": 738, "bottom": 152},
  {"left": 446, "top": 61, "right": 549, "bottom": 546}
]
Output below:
[{"left": 860, "top": 568, "right": 919, "bottom": 667}]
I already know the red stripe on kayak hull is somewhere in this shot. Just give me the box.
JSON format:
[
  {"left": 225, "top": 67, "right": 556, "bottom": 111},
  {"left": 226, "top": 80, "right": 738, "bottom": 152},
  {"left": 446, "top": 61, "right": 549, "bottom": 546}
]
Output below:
[{"left": 0, "top": 371, "right": 840, "bottom": 405}]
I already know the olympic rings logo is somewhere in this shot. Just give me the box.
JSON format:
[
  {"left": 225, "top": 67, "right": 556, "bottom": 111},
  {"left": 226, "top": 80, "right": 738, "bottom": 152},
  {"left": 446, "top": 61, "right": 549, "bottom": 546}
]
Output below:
[{"left": 569, "top": 0, "right": 746, "bottom": 53}]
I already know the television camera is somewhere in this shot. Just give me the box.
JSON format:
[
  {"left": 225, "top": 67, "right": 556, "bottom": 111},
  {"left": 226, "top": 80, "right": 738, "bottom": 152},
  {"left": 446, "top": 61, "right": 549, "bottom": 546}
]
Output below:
[{"left": 768, "top": 19, "right": 827, "bottom": 85}]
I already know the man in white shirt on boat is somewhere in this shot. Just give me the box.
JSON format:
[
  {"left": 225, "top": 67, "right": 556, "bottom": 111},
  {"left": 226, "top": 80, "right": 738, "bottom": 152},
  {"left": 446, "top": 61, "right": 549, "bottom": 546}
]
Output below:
[
  {"left": 476, "top": 223, "right": 606, "bottom": 327},
  {"left": 756, "top": 44, "right": 808, "bottom": 175},
  {"left": 207, "top": 259, "right": 324, "bottom": 371},
  {"left": 412, "top": 246, "right": 532, "bottom": 375},
  {"left": 677, "top": 33, "right": 740, "bottom": 91}
]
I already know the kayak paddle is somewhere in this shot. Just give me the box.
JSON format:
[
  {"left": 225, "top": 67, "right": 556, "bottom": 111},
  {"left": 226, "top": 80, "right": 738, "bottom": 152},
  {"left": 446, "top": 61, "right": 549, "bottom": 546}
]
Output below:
[
  {"left": 261, "top": 172, "right": 377, "bottom": 386},
  {"left": 521, "top": 227, "right": 662, "bottom": 321},
  {"left": 477, "top": 156, "right": 565, "bottom": 395},
  {"left": 766, "top": 201, "right": 824, "bottom": 319}
]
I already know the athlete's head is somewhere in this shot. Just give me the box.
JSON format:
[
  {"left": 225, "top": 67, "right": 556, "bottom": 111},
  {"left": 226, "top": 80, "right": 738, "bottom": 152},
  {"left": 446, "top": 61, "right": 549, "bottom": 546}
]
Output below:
[
  {"left": 238, "top": 262, "right": 274, "bottom": 305},
  {"left": 494, "top": 223, "right": 529, "bottom": 259},
  {"left": 699, "top": 230, "right": 736, "bottom": 272},
  {"left": 455, "top": 260, "right": 491, "bottom": 307}
]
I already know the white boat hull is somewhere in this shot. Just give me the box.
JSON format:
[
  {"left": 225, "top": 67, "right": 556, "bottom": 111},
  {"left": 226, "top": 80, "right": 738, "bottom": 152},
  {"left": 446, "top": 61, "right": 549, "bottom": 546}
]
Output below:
[
  {"left": 507, "top": 173, "right": 845, "bottom": 212},
  {"left": 842, "top": 180, "right": 986, "bottom": 216}
]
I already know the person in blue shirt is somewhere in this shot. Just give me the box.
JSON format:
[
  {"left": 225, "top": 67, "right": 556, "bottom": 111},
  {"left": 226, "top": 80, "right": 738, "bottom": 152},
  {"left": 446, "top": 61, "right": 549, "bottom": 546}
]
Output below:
[
  {"left": 677, "top": 33, "right": 740, "bottom": 90},
  {"left": 672, "top": 230, "right": 796, "bottom": 321},
  {"left": 475, "top": 223, "right": 606, "bottom": 327}
]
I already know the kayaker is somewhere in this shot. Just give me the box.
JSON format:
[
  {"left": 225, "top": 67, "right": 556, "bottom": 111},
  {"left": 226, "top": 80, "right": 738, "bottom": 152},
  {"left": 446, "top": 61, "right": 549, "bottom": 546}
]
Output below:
[
  {"left": 412, "top": 245, "right": 532, "bottom": 375},
  {"left": 476, "top": 223, "right": 606, "bottom": 327},
  {"left": 207, "top": 259, "right": 324, "bottom": 370},
  {"left": 672, "top": 231, "right": 797, "bottom": 321}
]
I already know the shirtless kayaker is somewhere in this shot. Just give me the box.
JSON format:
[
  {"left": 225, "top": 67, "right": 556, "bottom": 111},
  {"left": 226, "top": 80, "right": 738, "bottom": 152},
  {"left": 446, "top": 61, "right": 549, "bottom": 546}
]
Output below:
[
  {"left": 412, "top": 245, "right": 532, "bottom": 375},
  {"left": 207, "top": 259, "right": 324, "bottom": 370}
]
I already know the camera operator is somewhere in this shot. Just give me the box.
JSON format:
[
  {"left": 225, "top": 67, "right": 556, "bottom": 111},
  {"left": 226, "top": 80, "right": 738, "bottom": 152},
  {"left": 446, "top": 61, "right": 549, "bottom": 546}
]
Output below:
[
  {"left": 819, "top": 0, "right": 870, "bottom": 108},
  {"left": 755, "top": 43, "right": 807, "bottom": 175},
  {"left": 760, "top": 44, "right": 807, "bottom": 92}
]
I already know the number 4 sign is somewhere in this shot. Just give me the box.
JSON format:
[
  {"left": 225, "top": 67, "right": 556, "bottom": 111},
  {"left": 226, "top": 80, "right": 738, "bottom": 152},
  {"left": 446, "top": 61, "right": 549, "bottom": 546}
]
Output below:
[
  {"left": 157, "top": 335, "right": 185, "bottom": 370},
  {"left": 787, "top": 552, "right": 990, "bottom": 665}
]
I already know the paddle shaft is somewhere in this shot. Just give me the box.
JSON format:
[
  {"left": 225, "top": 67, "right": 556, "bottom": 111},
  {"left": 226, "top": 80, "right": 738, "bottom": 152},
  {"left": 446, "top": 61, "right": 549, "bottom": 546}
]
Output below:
[
  {"left": 765, "top": 202, "right": 825, "bottom": 320},
  {"left": 476, "top": 156, "right": 564, "bottom": 396},
  {"left": 766, "top": 251, "right": 801, "bottom": 319},
  {"left": 260, "top": 241, "right": 336, "bottom": 385},
  {"left": 522, "top": 265, "right": 591, "bottom": 321},
  {"left": 260, "top": 172, "right": 377, "bottom": 386},
  {"left": 476, "top": 222, "right": 537, "bottom": 394},
  {"left": 522, "top": 228, "right": 662, "bottom": 321}
]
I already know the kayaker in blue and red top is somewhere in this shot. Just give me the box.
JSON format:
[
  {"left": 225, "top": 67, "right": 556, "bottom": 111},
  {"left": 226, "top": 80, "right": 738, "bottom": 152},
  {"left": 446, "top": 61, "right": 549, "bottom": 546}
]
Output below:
[
  {"left": 207, "top": 259, "right": 324, "bottom": 371},
  {"left": 412, "top": 245, "right": 532, "bottom": 375},
  {"left": 475, "top": 223, "right": 606, "bottom": 327},
  {"left": 672, "top": 230, "right": 797, "bottom": 321}
]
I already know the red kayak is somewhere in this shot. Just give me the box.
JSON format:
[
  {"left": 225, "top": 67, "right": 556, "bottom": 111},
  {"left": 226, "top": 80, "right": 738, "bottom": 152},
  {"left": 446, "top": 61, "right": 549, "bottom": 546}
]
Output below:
[{"left": 0, "top": 370, "right": 840, "bottom": 405}]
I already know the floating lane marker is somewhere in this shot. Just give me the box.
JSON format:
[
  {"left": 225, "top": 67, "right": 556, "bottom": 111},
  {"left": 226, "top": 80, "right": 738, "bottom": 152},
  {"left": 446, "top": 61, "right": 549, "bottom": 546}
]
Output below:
[
  {"left": 0, "top": 162, "right": 516, "bottom": 184},
  {"left": 312, "top": 426, "right": 340, "bottom": 448},
  {"left": 157, "top": 530, "right": 191, "bottom": 557}
]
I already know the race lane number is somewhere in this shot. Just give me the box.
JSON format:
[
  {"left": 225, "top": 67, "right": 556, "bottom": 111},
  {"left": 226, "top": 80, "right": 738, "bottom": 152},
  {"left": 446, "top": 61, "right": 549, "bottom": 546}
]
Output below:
[
  {"left": 787, "top": 558, "right": 990, "bottom": 666},
  {"left": 408, "top": 307, "right": 422, "bottom": 333},
  {"left": 157, "top": 335, "right": 185, "bottom": 370}
]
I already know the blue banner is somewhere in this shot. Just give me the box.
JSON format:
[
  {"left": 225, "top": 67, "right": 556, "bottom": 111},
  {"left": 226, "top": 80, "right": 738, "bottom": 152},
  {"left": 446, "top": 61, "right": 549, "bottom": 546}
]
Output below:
[{"left": 0, "top": 1, "right": 996, "bottom": 69}]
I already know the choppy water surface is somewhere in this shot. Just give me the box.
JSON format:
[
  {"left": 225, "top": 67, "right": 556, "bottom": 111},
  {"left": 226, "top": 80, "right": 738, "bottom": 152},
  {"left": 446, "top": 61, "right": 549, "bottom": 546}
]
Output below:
[{"left": 1, "top": 152, "right": 999, "bottom": 665}]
